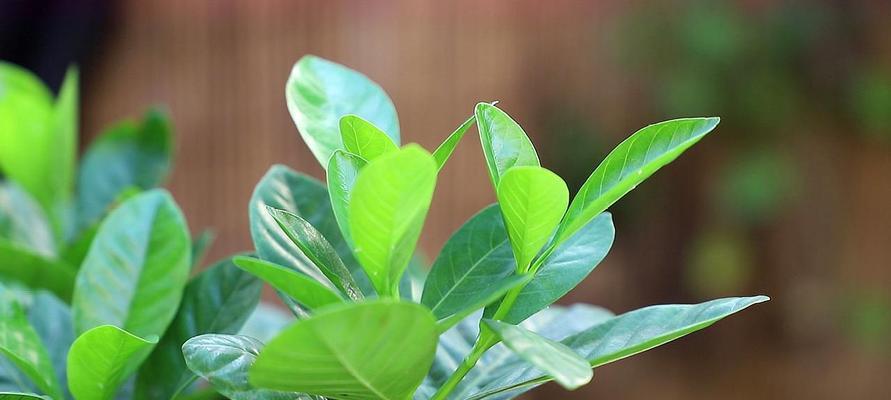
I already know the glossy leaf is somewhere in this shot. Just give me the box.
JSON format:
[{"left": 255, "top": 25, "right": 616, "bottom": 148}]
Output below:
[
  {"left": 474, "top": 103, "right": 539, "bottom": 186},
  {"left": 435, "top": 275, "right": 530, "bottom": 334},
  {"left": 67, "top": 325, "right": 157, "bottom": 400},
  {"left": 77, "top": 109, "right": 173, "bottom": 227},
  {"left": 0, "top": 183, "right": 55, "bottom": 256},
  {"left": 482, "top": 320, "right": 592, "bottom": 390},
  {"left": 182, "top": 334, "right": 306, "bottom": 400},
  {"left": 468, "top": 296, "right": 768, "bottom": 399},
  {"left": 0, "top": 303, "right": 62, "bottom": 399},
  {"left": 238, "top": 303, "right": 294, "bottom": 344},
  {"left": 432, "top": 115, "right": 475, "bottom": 170},
  {"left": 134, "top": 257, "right": 262, "bottom": 400},
  {"left": 72, "top": 189, "right": 191, "bottom": 338},
  {"left": 286, "top": 55, "right": 399, "bottom": 166},
  {"left": 0, "top": 241, "right": 75, "bottom": 301},
  {"left": 496, "top": 166, "right": 568, "bottom": 271},
  {"left": 421, "top": 205, "right": 515, "bottom": 320},
  {"left": 556, "top": 117, "right": 719, "bottom": 243},
  {"left": 233, "top": 256, "right": 344, "bottom": 310},
  {"left": 326, "top": 150, "right": 366, "bottom": 247},
  {"left": 350, "top": 146, "right": 437, "bottom": 296},
  {"left": 250, "top": 301, "right": 437, "bottom": 400},
  {"left": 269, "top": 208, "right": 361, "bottom": 299},
  {"left": 489, "top": 212, "right": 614, "bottom": 324},
  {"left": 340, "top": 115, "right": 398, "bottom": 161}
]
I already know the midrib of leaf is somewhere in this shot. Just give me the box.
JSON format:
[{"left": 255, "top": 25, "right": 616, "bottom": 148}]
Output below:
[
  {"left": 315, "top": 324, "right": 392, "bottom": 400},
  {"left": 427, "top": 235, "right": 510, "bottom": 316},
  {"left": 120, "top": 203, "right": 163, "bottom": 331}
]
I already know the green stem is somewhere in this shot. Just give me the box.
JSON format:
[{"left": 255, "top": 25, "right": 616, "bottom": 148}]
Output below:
[{"left": 430, "top": 329, "right": 498, "bottom": 400}]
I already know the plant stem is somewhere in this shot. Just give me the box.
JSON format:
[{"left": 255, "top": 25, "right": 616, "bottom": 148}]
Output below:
[{"left": 430, "top": 329, "right": 498, "bottom": 400}]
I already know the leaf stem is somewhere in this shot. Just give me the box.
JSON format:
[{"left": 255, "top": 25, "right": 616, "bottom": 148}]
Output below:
[{"left": 430, "top": 329, "right": 498, "bottom": 400}]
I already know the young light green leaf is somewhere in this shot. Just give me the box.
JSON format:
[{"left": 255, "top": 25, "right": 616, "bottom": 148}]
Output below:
[
  {"left": 482, "top": 319, "right": 592, "bottom": 390},
  {"left": 269, "top": 207, "right": 362, "bottom": 300},
  {"left": 0, "top": 303, "right": 62, "bottom": 399},
  {"left": 349, "top": 145, "right": 437, "bottom": 297},
  {"left": 556, "top": 117, "right": 719, "bottom": 244},
  {"left": 326, "top": 150, "right": 366, "bottom": 247},
  {"left": 250, "top": 301, "right": 437, "bottom": 400},
  {"left": 52, "top": 67, "right": 78, "bottom": 216},
  {"left": 134, "top": 257, "right": 262, "bottom": 400},
  {"left": 0, "top": 241, "right": 75, "bottom": 301},
  {"left": 0, "top": 182, "right": 55, "bottom": 256},
  {"left": 468, "top": 296, "right": 768, "bottom": 399},
  {"left": 233, "top": 256, "right": 344, "bottom": 310},
  {"left": 432, "top": 115, "right": 475, "bottom": 170},
  {"left": 421, "top": 205, "right": 516, "bottom": 321},
  {"left": 67, "top": 325, "right": 158, "bottom": 400},
  {"left": 474, "top": 103, "right": 539, "bottom": 187},
  {"left": 77, "top": 109, "right": 173, "bottom": 227},
  {"left": 286, "top": 55, "right": 399, "bottom": 166},
  {"left": 182, "top": 334, "right": 307, "bottom": 400},
  {"left": 496, "top": 166, "right": 568, "bottom": 271},
  {"left": 340, "top": 115, "right": 398, "bottom": 161},
  {"left": 72, "top": 189, "right": 191, "bottom": 338},
  {"left": 488, "top": 212, "right": 614, "bottom": 324}
]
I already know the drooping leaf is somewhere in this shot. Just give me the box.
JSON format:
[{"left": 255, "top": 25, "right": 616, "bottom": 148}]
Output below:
[
  {"left": 432, "top": 115, "right": 475, "bottom": 170},
  {"left": 134, "top": 257, "right": 262, "bottom": 400},
  {"left": 482, "top": 320, "right": 592, "bottom": 390},
  {"left": 488, "top": 212, "right": 614, "bottom": 324},
  {"left": 182, "top": 334, "right": 307, "bottom": 400},
  {"left": 349, "top": 145, "right": 437, "bottom": 297},
  {"left": 286, "top": 55, "right": 399, "bottom": 166},
  {"left": 77, "top": 109, "right": 173, "bottom": 228},
  {"left": 250, "top": 301, "right": 437, "bottom": 400},
  {"left": 0, "top": 183, "right": 55, "bottom": 256},
  {"left": 474, "top": 103, "right": 539, "bottom": 187},
  {"left": 0, "top": 303, "right": 62, "bottom": 399},
  {"left": 496, "top": 166, "right": 568, "bottom": 272},
  {"left": 468, "top": 296, "right": 768, "bottom": 399},
  {"left": 233, "top": 256, "right": 344, "bottom": 310},
  {"left": 27, "top": 293, "right": 74, "bottom": 399},
  {"left": 269, "top": 208, "right": 361, "bottom": 300},
  {"left": 326, "top": 150, "right": 366, "bottom": 248},
  {"left": 72, "top": 189, "right": 191, "bottom": 338},
  {"left": 67, "top": 325, "right": 157, "bottom": 400},
  {"left": 556, "top": 117, "right": 719, "bottom": 244},
  {"left": 340, "top": 115, "right": 398, "bottom": 161},
  {"left": 0, "top": 241, "right": 75, "bottom": 301}
]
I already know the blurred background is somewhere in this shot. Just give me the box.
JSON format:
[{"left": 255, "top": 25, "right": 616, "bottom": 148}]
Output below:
[{"left": 2, "top": 0, "right": 889, "bottom": 398}]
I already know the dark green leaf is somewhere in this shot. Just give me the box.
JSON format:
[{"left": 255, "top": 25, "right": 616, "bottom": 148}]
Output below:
[
  {"left": 59, "top": 221, "right": 98, "bottom": 269},
  {"left": 431, "top": 115, "right": 474, "bottom": 170},
  {"left": 0, "top": 303, "right": 61, "bottom": 399},
  {"left": 0, "top": 241, "right": 75, "bottom": 301},
  {"left": 27, "top": 293, "right": 73, "bottom": 399},
  {"left": 233, "top": 256, "right": 344, "bottom": 310},
  {"left": 435, "top": 275, "right": 530, "bottom": 334},
  {"left": 0, "top": 393, "right": 47, "bottom": 399},
  {"left": 474, "top": 103, "right": 539, "bottom": 187},
  {"left": 67, "top": 325, "right": 157, "bottom": 400},
  {"left": 340, "top": 115, "right": 398, "bottom": 161},
  {"left": 190, "top": 229, "right": 215, "bottom": 270}
]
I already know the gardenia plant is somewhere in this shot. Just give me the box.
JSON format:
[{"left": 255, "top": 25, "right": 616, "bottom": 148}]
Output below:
[{"left": 181, "top": 55, "right": 769, "bottom": 400}]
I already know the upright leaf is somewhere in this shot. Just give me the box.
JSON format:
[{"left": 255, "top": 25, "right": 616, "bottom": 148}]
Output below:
[
  {"left": 0, "top": 241, "right": 75, "bottom": 301},
  {"left": 0, "top": 183, "right": 55, "bottom": 256},
  {"left": 431, "top": 115, "right": 475, "bottom": 170},
  {"left": 340, "top": 115, "right": 398, "bottom": 161},
  {"left": 182, "top": 334, "right": 307, "bottom": 400},
  {"left": 67, "top": 325, "right": 157, "bottom": 400},
  {"left": 233, "top": 256, "right": 344, "bottom": 310},
  {"left": 27, "top": 293, "right": 74, "bottom": 399},
  {"left": 326, "top": 150, "right": 366, "bottom": 247},
  {"left": 556, "top": 117, "right": 719, "bottom": 243},
  {"left": 250, "top": 301, "right": 437, "bottom": 400},
  {"left": 482, "top": 320, "right": 592, "bottom": 390},
  {"left": 496, "top": 166, "right": 568, "bottom": 271},
  {"left": 77, "top": 109, "right": 173, "bottom": 227},
  {"left": 286, "top": 55, "right": 399, "bottom": 166},
  {"left": 349, "top": 146, "right": 437, "bottom": 296},
  {"left": 0, "top": 304, "right": 62, "bottom": 399},
  {"left": 190, "top": 229, "right": 215, "bottom": 270},
  {"left": 474, "top": 103, "right": 539, "bottom": 187},
  {"left": 134, "top": 257, "right": 262, "bottom": 400},
  {"left": 72, "top": 189, "right": 191, "bottom": 338}
]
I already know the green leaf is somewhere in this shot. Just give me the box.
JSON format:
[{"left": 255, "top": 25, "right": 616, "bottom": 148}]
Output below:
[
  {"left": 349, "top": 145, "right": 437, "bottom": 296},
  {"left": 490, "top": 212, "right": 614, "bottom": 324},
  {"left": 269, "top": 208, "right": 361, "bottom": 300},
  {"left": 435, "top": 275, "right": 530, "bottom": 334},
  {"left": 0, "top": 393, "right": 48, "bottom": 399},
  {"left": 421, "top": 205, "right": 515, "bottom": 320},
  {"left": 190, "top": 229, "right": 215, "bottom": 270},
  {"left": 0, "top": 303, "right": 62, "bottom": 399},
  {"left": 0, "top": 182, "right": 55, "bottom": 256},
  {"left": 556, "top": 117, "right": 719, "bottom": 243},
  {"left": 67, "top": 325, "right": 158, "bottom": 400},
  {"left": 134, "top": 257, "right": 262, "bottom": 400},
  {"left": 482, "top": 319, "right": 592, "bottom": 390},
  {"left": 59, "top": 221, "right": 98, "bottom": 269},
  {"left": 326, "top": 150, "right": 366, "bottom": 247},
  {"left": 432, "top": 115, "right": 475, "bottom": 170},
  {"left": 468, "top": 296, "right": 768, "bottom": 399},
  {"left": 233, "top": 256, "right": 344, "bottom": 310},
  {"left": 496, "top": 166, "right": 568, "bottom": 271},
  {"left": 27, "top": 292, "right": 74, "bottom": 399},
  {"left": 340, "top": 115, "right": 398, "bottom": 161},
  {"left": 72, "top": 189, "right": 191, "bottom": 338},
  {"left": 182, "top": 334, "right": 307, "bottom": 400},
  {"left": 286, "top": 55, "right": 399, "bottom": 166},
  {"left": 0, "top": 241, "right": 75, "bottom": 301},
  {"left": 77, "top": 109, "right": 173, "bottom": 227},
  {"left": 474, "top": 103, "right": 539, "bottom": 187},
  {"left": 251, "top": 301, "right": 437, "bottom": 400}
]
